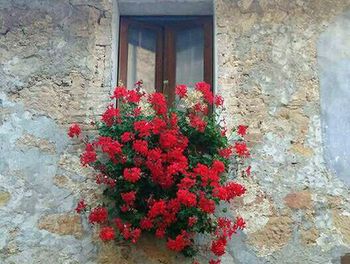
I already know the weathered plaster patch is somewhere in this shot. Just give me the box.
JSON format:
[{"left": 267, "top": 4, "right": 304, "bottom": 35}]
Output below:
[
  {"left": 333, "top": 209, "right": 350, "bottom": 245},
  {"left": 284, "top": 190, "right": 312, "bottom": 210},
  {"left": 16, "top": 133, "right": 56, "bottom": 154},
  {"left": 247, "top": 214, "right": 293, "bottom": 255},
  {"left": 38, "top": 213, "right": 83, "bottom": 238},
  {"left": 0, "top": 191, "right": 11, "bottom": 207}
]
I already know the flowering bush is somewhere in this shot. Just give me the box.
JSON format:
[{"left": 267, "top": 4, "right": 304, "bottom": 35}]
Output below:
[{"left": 69, "top": 81, "right": 250, "bottom": 263}]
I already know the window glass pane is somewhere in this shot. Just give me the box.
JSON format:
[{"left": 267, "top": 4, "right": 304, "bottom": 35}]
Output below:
[
  {"left": 127, "top": 26, "right": 156, "bottom": 93},
  {"left": 176, "top": 27, "right": 204, "bottom": 88}
]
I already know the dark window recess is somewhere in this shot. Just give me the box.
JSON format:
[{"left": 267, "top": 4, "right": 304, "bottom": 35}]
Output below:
[{"left": 118, "top": 16, "right": 213, "bottom": 105}]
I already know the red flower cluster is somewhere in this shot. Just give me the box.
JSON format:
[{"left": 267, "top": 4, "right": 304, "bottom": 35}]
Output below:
[
  {"left": 68, "top": 123, "right": 81, "bottom": 138},
  {"left": 99, "top": 226, "right": 115, "bottom": 241},
  {"left": 123, "top": 167, "right": 141, "bottom": 183},
  {"left": 89, "top": 207, "right": 108, "bottom": 224},
  {"left": 234, "top": 142, "right": 250, "bottom": 157},
  {"left": 176, "top": 84, "right": 187, "bottom": 98},
  {"left": 167, "top": 231, "right": 190, "bottom": 252},
  {"left": 101, "top": 104, "right": 120, "bottom": 127},
  {"left": 70, "top": 82, "right": 250, "bottom": 264},
  {"left": 75, "top": 199, "right": 86, "bottom": 213}
]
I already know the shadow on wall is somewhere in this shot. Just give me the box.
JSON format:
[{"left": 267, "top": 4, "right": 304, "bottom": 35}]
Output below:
[{"left": 318, "top": 9, "right": 350, "bottom": 186}]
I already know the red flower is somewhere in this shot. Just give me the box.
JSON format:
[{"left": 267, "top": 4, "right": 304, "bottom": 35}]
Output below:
[
  {"left": 75, "top": 199, "right": 86, "bottom": 213},
  {"left": 177, "top": 177, "right": 196, "bottom": 189},
  {"left": 99, "top": 226, "right": 115, "bottom": 241},
  {"left": 218, "top": 147, "right": 232, "bottom": 159},
  {"left": 148, "top": 200, "right": 166, "bottom": 218},
  {"left": 147, "top": 148, "right": 162, "bottom": 161},
  {"left": 214, "top": 95, "right": 224, "bottom": 107},
  {"left": 121, "top": 132, "right": 134, "bottom": 143},
  {"left": 234, "top": 142, "right": 250, "bottom": 157},
  {"left": 133, "top": 107, "right": 141, "bottom": 116},
  {"left": 121, "top": 191, "right": 136, "bottom": 205},
  {"left": 176, "top": 84, "right": 187, "bottom": 98},
  {"left": 211, "top": 236, "right": 227, "bottom": 256},
  {"left": 155, "top": 228, "right": 165, "bottom": 238},
  {"left": 148, "top": 93, "right": 167, "bottom": 115},
  {"left": 235, "top": 217, "right": 246, "bottom": 230},
  {"left": 213, "top": 182, "right": 246, "bottom": 201},
  {"left": 198, "top": 195, "right": 216, "bottom": 213},
  {"left": 89, "top": 207, "right": 108, "bottom": 224},
  {"left": 126, "top": 90, "right": 142, "bottom": 103},
  {"left": 123, "top": 168, "right": 141, "bottom": 183},
  {"left": 209, "top": 259, "right": 221, "bottom": 264},
  {"left": 177, "top": 189, "right": 197, "bottom": 207},
  {"left": 237, "top": 125, "right": 248, "bottom": 137},
  {"left": 140, "top": 217, "right": 153, "bottom": 230},
  {"left": 111, "top": 86, "right": 127, "bottom": 99},
  {"left": 68, "top": 123, "right": 81, "bottom": 138},
  {"left": 212, "top": 160, "right": 225, "bottom": 174},
  {"left": 96, "top": 137, "right": 123, "bottom": 162},
  {"left": 151, "top": 117, "right": 167, "bottom": 134},
  {"left": 188, "top": 216, "right": 198, "bottom": 227},
  {"left": 166, "top": 232, "right": 190, "bottom": 252},
  {"left": 195, "top": 82, "right": 213, "bottom": 104},
  {"left": 159, "top": 130, "right": 178, "bottom": 149},
  {"left": 134, "top": 120, "right": 152, "bottom": 137},
  {"left": 80, "top": 149, "right": 97, "bottom": 166},
  {"left": 133, "top": 140, "right": 148, "bottom": 155},
  {"left": 101, "top": 105, "right": 120, "bottom": 127},
  {"left": 189, "top": 114, "right": 207, "bottom": 132},
  {"left": 193, "top": 103, "right": 208, "bottom": 114},
  {"left": 130, "top": 228, "right": 141, "bottom": 243}
]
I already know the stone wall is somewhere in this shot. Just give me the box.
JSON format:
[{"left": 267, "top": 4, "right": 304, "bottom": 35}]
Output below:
[
  {"left": 0, "top": 0, "right": 350, "bottom": 263},
  {"left": 216, "top": 0, "right": 350, "bottom": 263},
  {"left": 0, "top": 0, "right": 113, "bottom": 263}
]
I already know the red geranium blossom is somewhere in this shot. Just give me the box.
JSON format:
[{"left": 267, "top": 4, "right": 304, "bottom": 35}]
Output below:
[
  {"left": 195, "top": 82, "right": 213, "bottom": 104},
  {"left": 75, "top": 199, "right": 86, "bottom": 213},
  {"left": 99, "top": 226, "right": 115, "bottom": 241},
  {"left": 234, "top": 142, "right": 250, "bottom": 157},
  {"left": 189, "top": 114, "right": 207, "bottom": 132},
  {"left": 89, "top": 207, "right": 108, "bottom": 224},
  {"left": 80, "top": 148, "right": 97, "bottom": 166},
  {"left": 214, "top": 95, "right": 224, "bottom": 107},
  {"left": 111, "top": 86, "right": 127, "bottom": 99},
  {"left": 140, "top": 217, "right": 153, "bottom": 230},
  {"left": 188, "top": 216, "right": 198, "bottom": 227},
  {"left": 68, "top": 123, "right": 81, "bottom": 138},
  {"left": 198, "top": 195, "right": 216, "bottom": 213},
  {"left": 237, "top": 125, "right": 248, "bottom": 137},
  {"left": 211, "top": 236, "right": 227, "bottom": 256},
  {"left": 167, "top": 232, "right": 190, "bottom": 252},
  {"left": 123, "top": 167, "right": 141, "bottom": 183},
  {"left": 126, "top": 90, "right": 142, "bottom": 103},
  {"left": 101, "top": 104, "right": 120, "bottom": 127},
  {"left": 218, "top": 147, "right": 232, "bottom": 159},
  {"left": 148, "top": 92, "right": 167, "bottom": 115},
  {"left": 132, "top": 140, "right": 148, "bottom": 155},
  {"left": 148, "top": 200, "right": 167, "bottom": 218},
  {"left": 176, "top": 84, "right": 187, "bottom": 98},
  {"left": 121, "top": 132, "right": 134, "bottom": 143},
  {"left": 121, "top": 191, "right": 136, "bottom": 205},
  {"left": 177, "top": 189, "right": 197, "bottom": 207}
]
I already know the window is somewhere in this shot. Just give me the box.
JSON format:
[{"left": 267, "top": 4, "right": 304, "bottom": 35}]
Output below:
[{"left": 118, "top": 16, "right": 213, "bottom": 105}]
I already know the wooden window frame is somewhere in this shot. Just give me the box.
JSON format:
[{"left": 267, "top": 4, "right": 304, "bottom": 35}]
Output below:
[{"left": 118, "top": 16, "right": 213, "bottom": 105}]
